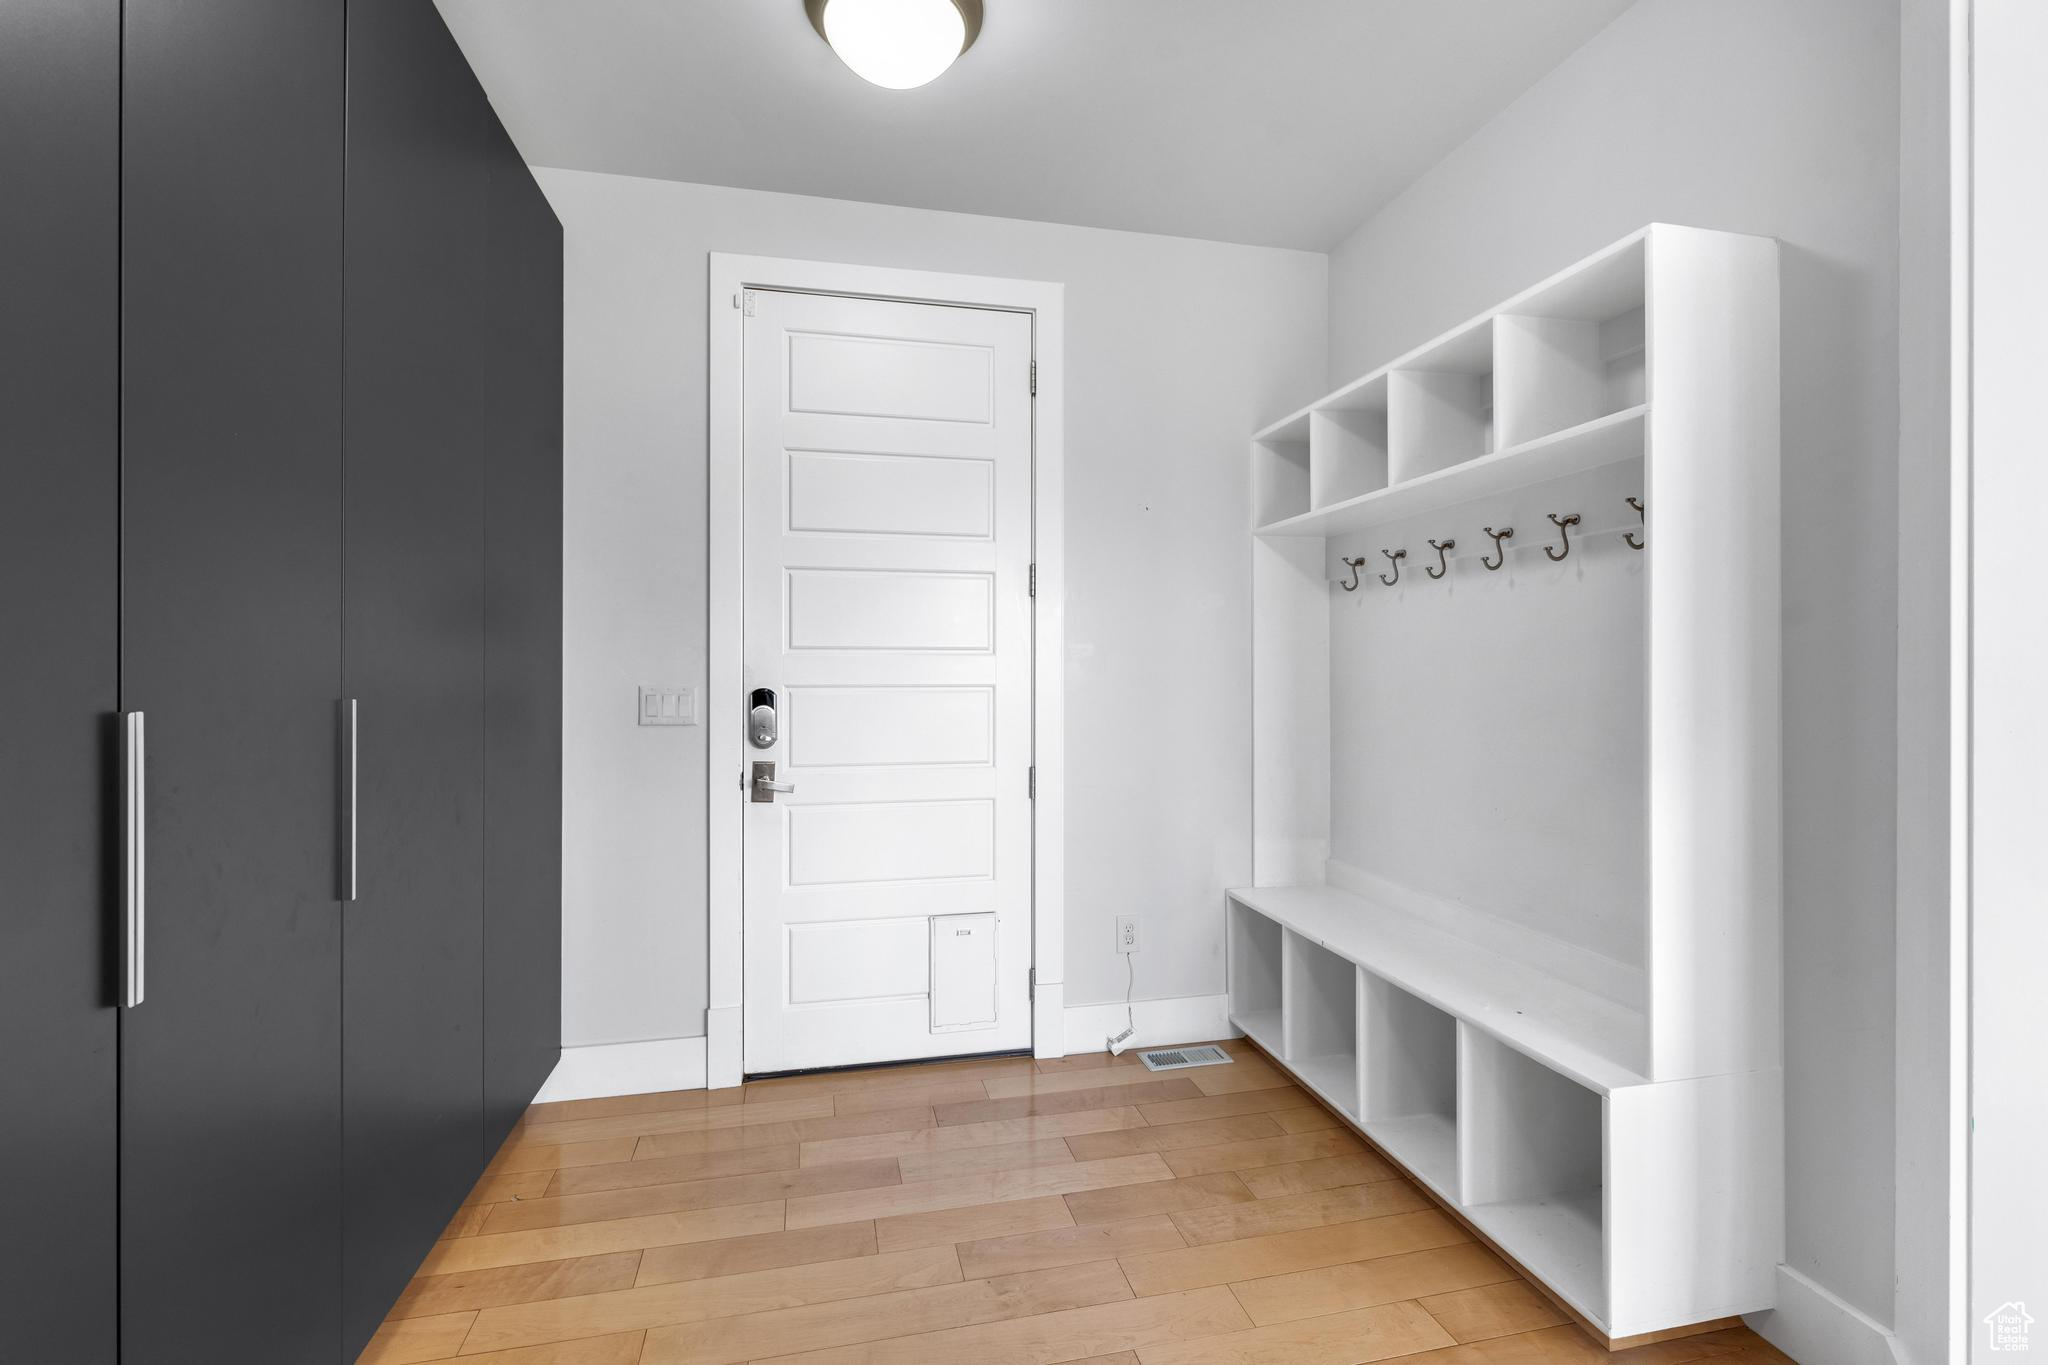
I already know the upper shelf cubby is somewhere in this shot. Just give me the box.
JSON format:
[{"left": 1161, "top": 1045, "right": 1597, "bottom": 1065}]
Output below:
[
  {"left": 1252, "top": 414, "right": 1311, "bottom": 526},
  {"left": 1389, "top": 318, "right": 1494, "bottom": 483},
  {"left": 1309, "top": 375, "right": 1388, "bottom": 509},
  {"left": 1496, "top": 233, "right": 1646, "bottom": 448},
  {"left": 1251, "top": 230, "right": 1654, "bottom": 536}
]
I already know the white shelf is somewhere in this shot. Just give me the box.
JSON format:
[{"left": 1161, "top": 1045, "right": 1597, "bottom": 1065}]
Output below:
[
  {"left": 1468, "top": 1189, "right": 1606, "bottom": 1325},
  {"left": 1251, "top": 230, "right": 1649, "bottom": 446},
  {"left": 1230, "top": 1008, "right": 1283, "bottom": 1056},
  {"left": 1229, "top": 883, "right": 1644, "bottom": 1093},
  {"left": 1367, "top": 1112, "right": 1457, "bottom": 1198},
  {"left": 1283, "top": 932, "right": 1359, "bottom": 1117},
  {"left": 1227, "top": 899, "right": 1285, "bottom": 1059},
  {"left": 1292, "top": 1053, "right": 1359, "bottom": 1118},
  {"left": 1253, "top": 429, "right": 1312, "bottom": 526},
  {"left": 1254, "top": 405, "right": 1644, "bottom": 539}
]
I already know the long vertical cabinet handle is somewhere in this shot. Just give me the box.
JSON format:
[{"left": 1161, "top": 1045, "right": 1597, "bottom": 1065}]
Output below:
[
  {"left": 121, "top": 711, "right": 146, "bottom": 1008},
  {"left": 342, "top": 698, "right": 359, "bottom": 902}
]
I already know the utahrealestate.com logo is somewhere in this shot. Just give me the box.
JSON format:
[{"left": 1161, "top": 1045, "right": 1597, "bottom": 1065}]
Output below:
[{"left": 1985, "top": 1302, "right": 2034, "bottom": 1352}]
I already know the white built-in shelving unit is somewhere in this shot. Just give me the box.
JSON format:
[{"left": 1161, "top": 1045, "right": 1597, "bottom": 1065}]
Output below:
[{"left": 1234, "top": 224, "right": 1781, "bottom": 1342}]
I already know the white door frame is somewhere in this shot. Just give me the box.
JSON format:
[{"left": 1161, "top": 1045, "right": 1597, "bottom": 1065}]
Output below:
[{"left": 706, "top": 254, "right": 1066, "bottom": 1087}]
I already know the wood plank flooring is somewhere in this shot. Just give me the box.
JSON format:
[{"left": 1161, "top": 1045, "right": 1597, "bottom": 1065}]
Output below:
[{"left": 357, "top": 1040, "right": 1790, "bottom": 1365}]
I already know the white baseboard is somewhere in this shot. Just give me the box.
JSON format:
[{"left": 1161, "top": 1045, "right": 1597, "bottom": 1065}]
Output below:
[
  {"left": 534, "top": 994, "right": 1237, "bottom": 1102},
  {"left": 1748, "top": 1264, "right": 1901, "bottom": 1365},
  {"left": 705, "top": 1005, "right": 742, "bottom": 1090},
  {"left": 532, "top": 1036, "right": 707, "bottom": 1104},
  {"left": 1062, "top": 993, "right": 1236, "bottom": 1057},
  {"left": 1033, "top": 980, "right": 1066, "bottom": 1058}
]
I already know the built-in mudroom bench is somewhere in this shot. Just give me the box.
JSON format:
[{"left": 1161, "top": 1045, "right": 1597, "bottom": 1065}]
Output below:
[{"left": 1235, "top": 223, "right": 1781, "bottom": 1346}]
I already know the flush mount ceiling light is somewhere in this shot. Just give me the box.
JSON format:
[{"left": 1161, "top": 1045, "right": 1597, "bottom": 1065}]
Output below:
[{"left": 805, "top": 0, "right": 983, "bottom": 90}]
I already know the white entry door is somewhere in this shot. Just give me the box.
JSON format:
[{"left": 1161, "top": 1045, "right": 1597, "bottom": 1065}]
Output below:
[{"left": 741, "top": 288, "right": 1035, "bottom": 1075}]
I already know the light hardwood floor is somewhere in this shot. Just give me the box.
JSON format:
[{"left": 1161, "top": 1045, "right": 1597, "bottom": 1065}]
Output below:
[{"left": 358, "top": 1040, "right": 1791, "bottom": 1365}]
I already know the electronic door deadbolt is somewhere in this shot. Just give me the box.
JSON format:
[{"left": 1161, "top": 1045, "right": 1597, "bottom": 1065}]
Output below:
[{"left": 749, "top": 687, "right": 778, "bottom": 749}]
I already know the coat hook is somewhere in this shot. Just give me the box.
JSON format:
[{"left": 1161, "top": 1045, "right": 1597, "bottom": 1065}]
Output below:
[
  {"left": 1544, "top": 513, "right": 1581, "bottom": 561},
  {"left": 1338, "top": 556, "right": 1366, "bottom": 592},
  {"left": 1481, "top": 526, "right": 1514, "bottom": 571},
  {"left": 1426, "top": 538, "right": 1456, "bottom": 579},
  {"left": 1624, "top": 497, "right": 1644, "bottom": 550},
  {"left": 1379, "top": 548, "right": 1406, "bottom": 587}
]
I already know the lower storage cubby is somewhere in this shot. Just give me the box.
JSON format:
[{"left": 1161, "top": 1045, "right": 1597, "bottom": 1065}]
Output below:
[
  {"left": 1459, "top": 1027, "right": 1607, "bottom": 1324},
  {"left": 1358, "top": 972, "right": 1459, "bottom": 1196},
  {"left": 1223, "top": 883, "right": 1778, "bottom": 1338},
  {"left": 1228, "top": 901, "right": 1284, "bottom": 1055},
  {"left": 1282, "top": 934, "right": 1359, "bottom": 1116}
]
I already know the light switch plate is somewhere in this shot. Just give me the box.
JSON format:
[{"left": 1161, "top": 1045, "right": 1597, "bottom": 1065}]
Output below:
[{"left": 638, "top": 686, "right": 696, "bottom": 726}]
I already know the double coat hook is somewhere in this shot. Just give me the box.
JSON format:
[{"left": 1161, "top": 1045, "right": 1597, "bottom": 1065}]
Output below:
[
  {"left": 1544, "top": 513, "right": 1581, "bottom": 561},
  {"left": 1339, "top": 556, "right": 1367, "bottom": 592},
  {"left": 1624, "top": 497, "right": 1645, "bottom": 550},
  {"left": 1379, "top": 548, "right": 1406, "bottom": 587},
  {"left": 1481, "top": 526, "right": 1513, "bottom": 571},
  {"left": 1426, "top": 538, "right": 1456, "bottom": 579}
]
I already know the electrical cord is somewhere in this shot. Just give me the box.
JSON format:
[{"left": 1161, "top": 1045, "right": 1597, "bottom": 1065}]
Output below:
[
  {"left": 1125, "top": 953, "right": 1135, "bottom": 1034},
  {"left": 1108, "top": 949, "right": 1137, "bottom": 1055}
]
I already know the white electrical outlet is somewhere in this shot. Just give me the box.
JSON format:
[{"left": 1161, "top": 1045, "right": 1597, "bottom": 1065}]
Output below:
[{"left": 1115, "top": 916, "right": 1138, "bottom": 953}]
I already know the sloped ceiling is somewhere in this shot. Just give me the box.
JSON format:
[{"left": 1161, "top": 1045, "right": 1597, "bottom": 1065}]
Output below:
[{"left": 437, "top": 0, "right": 1635, "bottom": 251}]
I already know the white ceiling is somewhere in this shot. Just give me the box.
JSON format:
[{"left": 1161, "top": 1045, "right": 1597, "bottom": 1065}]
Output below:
[{"left": 436, "top": 0, "right": 1635, "bottom": 253}]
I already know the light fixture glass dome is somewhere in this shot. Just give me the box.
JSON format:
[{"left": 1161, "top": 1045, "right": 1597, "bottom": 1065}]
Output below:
[{"left": 812, "top": 0, "right": 978, "bottom": 90}]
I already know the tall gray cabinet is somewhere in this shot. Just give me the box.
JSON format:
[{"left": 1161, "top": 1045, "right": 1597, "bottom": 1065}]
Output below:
[{"left": 0, "top": 2, "right": 564, "bottom": 1360}]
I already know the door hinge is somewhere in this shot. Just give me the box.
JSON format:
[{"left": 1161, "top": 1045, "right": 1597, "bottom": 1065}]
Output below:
[
  {"left": 1028, "top": 563, "right": 1037, "bottom": 597},
  {"left": 1029, "top": 360, "right": 1037, "bottom": 396},
  {"left": 1029, "top": 967, "right": 1036, "bottom": 1001},
  {"left": 1028, "top": 766, "right": 1036, "bottom": 799},
  {"left": 742, "top": 289, "right": 758, "bottom": 317}
]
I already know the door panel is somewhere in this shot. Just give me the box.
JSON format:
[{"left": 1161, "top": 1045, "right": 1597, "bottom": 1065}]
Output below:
[
  {"left": 786, "top": 568, "right": 996, "bottom": 651},
  {"left": 785, "top": 685, "right": 996, "bottom": 768},
  {"left": 483, "top": 119, "right": 565, "bottom": 1153},
  {"left": 118, "top": 1, "right": 347, "bottom": 1359},
  {"left": 787, "top": 450, "right": 995, "bottom": 537},
  {"left": 787, "top": 799, "right": 997, "bottom": 886},
  {"left": 0, "top": 2, "right": 120, "bottom": 1357},
  {"left": 342, "top": 1, "right": 488, "bottom": 1350},
  {"left": 787, "top": 920, "right": 931, "bottom": 1003},
  {"left": 786, "top": 331, "right": 996, "bottom": 422},
  {"left": 742, "top": 291, "right": 1033, "bottom": 1074}
]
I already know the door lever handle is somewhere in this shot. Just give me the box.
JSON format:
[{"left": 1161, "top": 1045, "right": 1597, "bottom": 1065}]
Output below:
[
  {"left": 340, "top": 699, "right": 358, "bottom": 902},
  {"left": 750, "top": 761, "right": 795, "bottom": 802},
  {"left": 121, "top": 711, "right": 146, "bottom": 1008}
]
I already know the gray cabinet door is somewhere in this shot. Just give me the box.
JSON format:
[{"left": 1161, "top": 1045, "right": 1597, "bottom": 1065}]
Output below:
[
  {"left": 117, "top": 1, "right": 348, "bottom": 1360},
  {"left": 483, "top": 121, "right": 566, "bottom": 1154},
  {"left": 341, "top": 2, "right": 491, "bottom": 1350},
  {"left": 0, "top": 2, "right": 120, "bottom": 1359}
]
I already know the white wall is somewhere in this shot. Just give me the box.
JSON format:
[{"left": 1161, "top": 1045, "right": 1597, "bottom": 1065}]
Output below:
[
  {"left": 1320, "top": 0, "right": 1903, "bottom": 1354},
  {"left": 1894, "top": 2, "right": 1958, "bottom": 1361},
  {"left": 542, "top": 168, "right": 1327, "bottom": 1048},
  {"left": 1328, "top": 459, "right": 1649, "bottom": 973},
  {"left": 1967, "top": 1, "right": 2048, "bottom": 1355}
]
